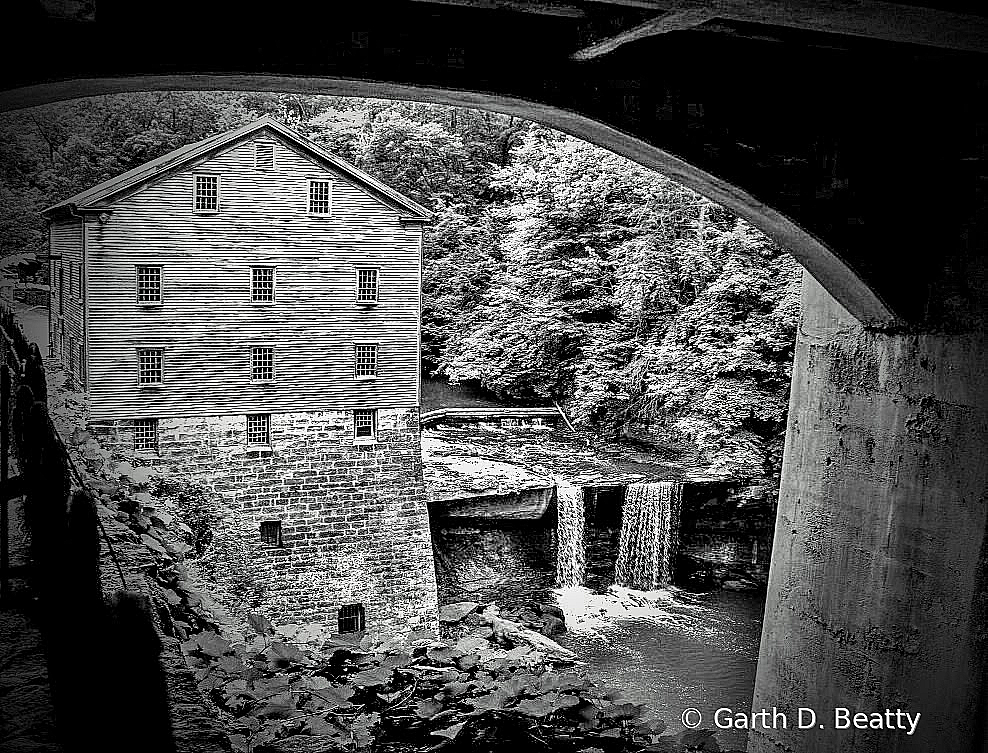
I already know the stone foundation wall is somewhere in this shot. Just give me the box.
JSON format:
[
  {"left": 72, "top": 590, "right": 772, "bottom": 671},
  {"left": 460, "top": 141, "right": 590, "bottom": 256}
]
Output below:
[{"left": 90, "top": 407, "right": 439, "bottom": 635}]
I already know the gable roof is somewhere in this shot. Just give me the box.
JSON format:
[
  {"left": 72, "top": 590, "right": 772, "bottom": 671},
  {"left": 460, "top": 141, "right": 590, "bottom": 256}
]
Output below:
[{"left": 41, "top": 115, "right": 433, "bottom": 221}]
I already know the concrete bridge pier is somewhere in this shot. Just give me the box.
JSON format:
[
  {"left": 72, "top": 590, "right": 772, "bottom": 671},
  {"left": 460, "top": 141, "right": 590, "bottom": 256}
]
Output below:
[{"left": 751, "top": 273, "right": 988, "bottom": 753}]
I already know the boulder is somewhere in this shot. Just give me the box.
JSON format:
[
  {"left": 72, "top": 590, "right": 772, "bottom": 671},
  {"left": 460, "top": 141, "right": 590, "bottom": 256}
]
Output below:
[
  {"left": 140, "top": 533, "right": 167, "bottom": 556},
  {"left": 513, "top": 608, "right": 540, "bottom": 624},
  {"left": 540, "top": 615, "right": 567, "bottom": 638},
  {"left": 722, "top": 579, "right": 759, "bottom": 591},
  {"left": 477, "top": 609, "right": 576, "bottom": 663},
  {"left": 439, "top": 601, "right": 480, "bottom": 623},
  {"left": 536, "top": 603, "right": 566, "bottom": 621}
]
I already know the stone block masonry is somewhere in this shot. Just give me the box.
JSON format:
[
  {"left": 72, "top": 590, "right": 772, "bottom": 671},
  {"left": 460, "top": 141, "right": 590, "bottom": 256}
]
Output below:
[{"left": 91, "top": 407, "right": 439, "bottom": 635}]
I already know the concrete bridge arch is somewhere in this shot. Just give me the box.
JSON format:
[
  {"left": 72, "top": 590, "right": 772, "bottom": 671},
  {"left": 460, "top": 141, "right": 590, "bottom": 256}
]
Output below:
[
  {"left": 3, "top": 74, "right": 894, "bottom": 327},
  {"left": 2, "top": 3, "right": 987, "bottom": 751}
]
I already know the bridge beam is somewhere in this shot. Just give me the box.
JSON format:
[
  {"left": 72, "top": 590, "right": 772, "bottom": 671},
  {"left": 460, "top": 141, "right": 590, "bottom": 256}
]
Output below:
[
  {"left": 752, "top": 270, "right": 988, "bottom": 752},
  {"left": 1, "top": 2, "right": 986, "bottom": 327}
]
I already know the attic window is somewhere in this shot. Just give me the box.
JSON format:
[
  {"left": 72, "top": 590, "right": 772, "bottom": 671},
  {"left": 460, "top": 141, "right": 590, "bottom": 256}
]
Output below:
[
  {"left": 308, "top": 180, "right": 332, "bottom": 215},
  {"left": 255, "top": 143, "right": 275, "bottom": 170},
  {"left": 194, "top": 175, "right": 219, "bottom": 212}
]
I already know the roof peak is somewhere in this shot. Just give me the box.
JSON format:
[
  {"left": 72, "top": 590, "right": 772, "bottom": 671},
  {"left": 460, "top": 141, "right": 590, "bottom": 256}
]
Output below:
[{"left": 41, "top": 116, "right": 432, "bottom": 221}]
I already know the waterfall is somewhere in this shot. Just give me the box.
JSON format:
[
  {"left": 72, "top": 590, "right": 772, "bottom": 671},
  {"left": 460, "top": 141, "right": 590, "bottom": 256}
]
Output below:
[
  {"left": 555, "top": 479, "right": 586, "bottom": 588},
  {"left": 614, "top": 481, "right": 682, "bottom": 590}
]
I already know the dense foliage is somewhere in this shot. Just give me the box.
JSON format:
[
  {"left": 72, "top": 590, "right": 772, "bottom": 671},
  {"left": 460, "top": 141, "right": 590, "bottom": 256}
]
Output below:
[
  {"left": 182, "top": 607, "right": 730, "bottom": 753},
  {"left": 0, "top": 91, "right": 800, "bottom": 489},
  {"left": 432, "top": 130, "right": 800, "bottom": 487}
]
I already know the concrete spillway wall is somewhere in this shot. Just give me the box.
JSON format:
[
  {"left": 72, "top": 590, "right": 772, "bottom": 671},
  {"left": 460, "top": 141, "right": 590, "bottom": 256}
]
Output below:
[
  {"left": 92, "top": 408, "right": 439, "bottom": 634},
  {"left": 431, "top": 478, "right": 775, "bottom": 603}
]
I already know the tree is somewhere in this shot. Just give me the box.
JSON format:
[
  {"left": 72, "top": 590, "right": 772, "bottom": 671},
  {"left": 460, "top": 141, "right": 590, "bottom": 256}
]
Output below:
[
  {"left": 0, "top": 91, "right": 802, "bottom": 489},
  {"left": 436, "top": 125, "right": 801, "bottom": 484}
]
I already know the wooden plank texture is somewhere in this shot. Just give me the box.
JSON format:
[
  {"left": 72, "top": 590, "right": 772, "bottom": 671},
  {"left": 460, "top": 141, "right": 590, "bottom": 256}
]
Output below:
[
  {"left": 50, "top": 219, "right": 84, "bottom": 380},
  {"left": 86, "top": 132, "right": 422, "bottom": 421}
]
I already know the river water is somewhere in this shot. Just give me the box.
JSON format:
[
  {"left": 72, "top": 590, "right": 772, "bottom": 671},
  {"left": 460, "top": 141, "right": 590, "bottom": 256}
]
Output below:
[{"left": 554, "top": 585, "right": 765, "bottom": 751}]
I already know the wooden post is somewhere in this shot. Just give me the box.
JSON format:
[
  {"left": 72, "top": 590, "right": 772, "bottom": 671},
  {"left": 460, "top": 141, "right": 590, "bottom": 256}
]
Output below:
[
  {"left": 13, "top": 384, "right": 34, "bottom": 466},
  {"left": 1, "top": 363, "right": 8, "bottom": 602},
  {"left": 23, "top": 401, "right": 68, "bottom": 605},
  {"left": 25, "top": 343, "right": 46, "bottom": 403},
  {"left": 47, "top": 491, "right": 109, "bottom": 753},
  {"left": 64, "top": 491, "right": 103, "bottom": 617}
]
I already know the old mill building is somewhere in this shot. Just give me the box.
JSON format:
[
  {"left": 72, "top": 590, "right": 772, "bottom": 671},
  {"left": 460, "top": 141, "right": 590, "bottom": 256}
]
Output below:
[{"left": 41, "top": 116, "right": 439, "bottom": 634}]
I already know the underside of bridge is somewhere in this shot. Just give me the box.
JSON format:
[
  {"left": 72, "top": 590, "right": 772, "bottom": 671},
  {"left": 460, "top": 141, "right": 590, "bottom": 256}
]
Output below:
[{"left": 2, "top": 1, "right": 987, "bottom": 751}]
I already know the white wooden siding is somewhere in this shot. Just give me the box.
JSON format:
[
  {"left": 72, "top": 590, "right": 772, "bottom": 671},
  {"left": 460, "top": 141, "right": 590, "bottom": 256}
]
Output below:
[
  {"left": 50, "top": 219, "right": 85, "bottom": 379},
  {"left": 85, "top": 133, "right": 422, "bottom": 421}
]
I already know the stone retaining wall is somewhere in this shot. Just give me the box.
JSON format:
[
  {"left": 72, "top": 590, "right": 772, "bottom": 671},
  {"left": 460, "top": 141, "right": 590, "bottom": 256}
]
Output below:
[
  {"left": 432, "top": 520, "right": 556, "bottom": 607},
  {"left": 91, "top": 407, "right": 439, "bottom": 634}
]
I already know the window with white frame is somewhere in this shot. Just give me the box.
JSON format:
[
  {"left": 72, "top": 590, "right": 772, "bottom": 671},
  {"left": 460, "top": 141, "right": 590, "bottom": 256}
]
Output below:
[
  {"left": 353, "top": 409, "right": 377, "bottom": 441},
  {"left": 194, "top": 175, "right": 219, "bottom": 212},
  {"left": 356, "top": 268, "right": 379, "bottom": 303},
  {"left": 246, "top": 413, "right": 271, "bottom": 447},
  {"left": 136, "top": 265, "right": 162, "bottom": 304},
  {"left": 255, "top": 142, "right": 275, "bottom": 170},
  {"left": 354, "top": 344, "right": 378, "bottom": 378},
  {"left": 68, "top": 261, "right": 74, "bottom": 298},
  {"left": 134, "top": 418, "right": 158, "bottom": 453},
  {"left": 137, "top": 349, "right": 163, "bottom": 385},
  {"left": 251, "top": 346, "right": 274, "bottom": 382},
  {"left": 308, "top": 179, "right": 332, "bottom": 214},
  {"left": 251, "top": 267, "right": 275, "bottom": 303}
]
